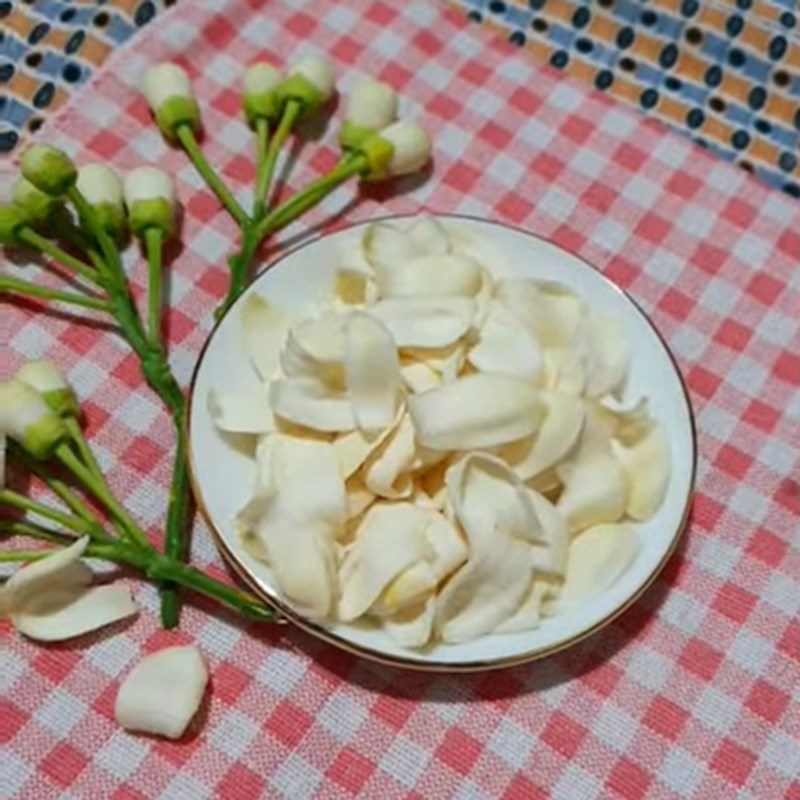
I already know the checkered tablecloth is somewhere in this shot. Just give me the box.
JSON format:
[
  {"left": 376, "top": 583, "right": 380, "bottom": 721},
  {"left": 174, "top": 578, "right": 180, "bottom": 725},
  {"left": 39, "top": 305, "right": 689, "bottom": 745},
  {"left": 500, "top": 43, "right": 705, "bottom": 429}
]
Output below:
[{"left": 2, "top": 1, "right": 799, "bottom": 798}]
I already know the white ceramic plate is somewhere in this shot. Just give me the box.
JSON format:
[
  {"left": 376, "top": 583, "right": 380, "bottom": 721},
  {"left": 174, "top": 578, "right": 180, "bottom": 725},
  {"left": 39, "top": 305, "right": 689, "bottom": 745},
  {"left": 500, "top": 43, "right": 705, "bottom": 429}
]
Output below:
[{"left": 187, "top": 215, "right": 696, "bottom": 671}]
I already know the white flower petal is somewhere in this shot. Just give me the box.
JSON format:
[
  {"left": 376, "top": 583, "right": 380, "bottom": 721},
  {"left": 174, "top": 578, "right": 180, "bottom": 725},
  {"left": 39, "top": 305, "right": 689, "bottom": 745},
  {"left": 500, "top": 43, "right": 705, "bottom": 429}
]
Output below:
[
  {"left": 115, "top": 646, "right": 208, "bottom": 739},
  {"left": 382, "top": 594, "right": 435, "bottom": 648},
  {"left": 339, "top": 503, "right": 432, "bottom": 621},
  {"left": 407, "top": 215, "right": 451, "bottom": 255},
  {"left": 208, "top": 388, "right": 274, "bottom": 434},
  {"left": 409, "top": 374, "right": 544, "bottom": 450},
  {"left": 241, "top": 294, "right": 291, "bottom": 382},
  {"left": 344, "top": 474, "right": 376, "bottom": 522},
  {"left": 376, "top": 254, "right": 483, "bottom": 299},
  {"left": 344, "top": 312, "right": 400, "bottom": 434},
  {"left": 496, "top": 279, "right": 586, "bottom": 348},
  {"left": 552, "top": 524, "right": 640, "bottom": 611},
  {"left": 400, "top": 359, "right": 442, "bottom": 393},
  {"left": 579, "top": 314, "right": 630, "bottom": 398},
  {"left": 542, "top": 347, "right": 587, "bottom": 396},
  {"left": 494, "top": 580, "right": 550, "bottom": 634},
  {"left": 281, "top": 313, "right": 346, "bottom": 388},
  {"left": 612, "top": 422, "right": 670, "bottom": 520},
  {"left": 467, "top": 301, "right": 542, "bottom": 381},
  {"left": 362, "top": 413, "right": 417, "bottom": 499},
  {"left": 363, "top": 222, "right": 419, "bottom": 272},
  {"left": 556, "top": 451, "right": 628, "bottom": 533},
  {"left": 369, "top": 296, "right": 475, "bottom": 348},
  {"left": 269, "top": 378, "right": 354, "bottom": 432}
]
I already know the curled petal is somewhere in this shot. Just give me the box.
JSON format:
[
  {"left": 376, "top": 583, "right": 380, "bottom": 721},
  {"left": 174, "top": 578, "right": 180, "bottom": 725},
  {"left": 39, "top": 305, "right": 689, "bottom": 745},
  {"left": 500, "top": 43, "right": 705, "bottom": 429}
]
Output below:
[
  {"left": 467, "top": 301, "right": 543, "bottom": 381},
  {"left": 362, "top": 414, "right": 418, "bottom": 499},
  {"left": 375, "top": 254, "right": 483, "bottom": 299},
  {"left": 408, "top": 215, "right": 451, "bottom": 256},
  {"left": 494, "top": 580, "right": 551, "bottom": 634},
  {"left": 400, "top": 359, "right": 442, "bottom": 394},
  {"left": 383, "top": 595, "right": 435, "bottom": 648},
  {"left": 281, "top": 313, "right": 346, "bottom": 388},
  {"left": 363, "top": 222, "right": 419, "bottom": 272},
  {"left": 208, "top": 388, "right": 274, "bottom": 434},
  {"left": 496, "top": 279, "right": 586, "bottom": 348},
  {"left": 115, "top": 646, "right": 208, "bottom": 739},
  {"left": 241, "top": 294, "right": 291, "bottom": 382},
  {"left": 579, "top": 314, "right": 630, "bottom": 398},
  {"left": 369, "top": 296, "right": 475, "bottom": 348},
  {"left": 344, "top": 312, "right": 401, "bottom": 434},
  {"left": 344, "top": 474, "right": 376, "bottom": 522},
  {"left": 339, "top": 503, "right": 433, "bottom": 621},
  {"left": 409, "top": 374, "right": 544, "bottom": 450},
  {"left": 612, "top": 422, "right": 670, "bottom": 520},
  {"left": 269, "top": 378, "right": 354, "bottom": 432},
  {"left": 556, "top": 451, "right": 628, "bottom": 534},
  {"left": 542, "top": 348, "right": 586, "bottom": 396}
]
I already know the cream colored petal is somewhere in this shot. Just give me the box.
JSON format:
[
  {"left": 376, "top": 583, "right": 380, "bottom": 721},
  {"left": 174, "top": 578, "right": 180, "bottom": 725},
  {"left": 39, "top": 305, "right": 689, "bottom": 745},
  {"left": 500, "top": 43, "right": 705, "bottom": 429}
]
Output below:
[
  {"left": 375, "top": 561, "right": 437, "bottom": 615},
  {"left": 600, "top": 396, "right": 653, "bottom": 446},
  {"left": 400, "top": 359, "right": 442, "bottom": 394},
  {"left": 369, "top": 296, "right": 475, "bottom": 348},
  {"left": 612, "top": 422, "right": 670, "bottom": 520},
  {"left": 408, "top": 215, "right": 450, "bottom": 255},
  {"left": 241, "top": 295, "right": 291, "bottom": 382},
  {"left": 344, "top": 312, "right": 400, "bottom": 434},
  {"left": 344, "top": 474, "right": 376, "bottom": 521},
  {"left": 115, "top": 646, "right": 208, "bottom": 739},
  {"left": 579, "top": 314, "right": 630, "bottom": 398},
  {"left": 338, "top": 503, "right": 432, "bottom": 621},
  {"left": 409, "top": 374, "right": 544, "bottom": 450},
  {"left": 497, "top": 391, "right": 585, "bottom": 480},
  {"left": 281, "top": 313, "right": 346, "bottom": 389},
  {"left": 208, "top": 388, "right": 274, "bottom": 434},
  {"left": 467, "top": 301, "right": 542, "bottom": 381},
  {"left": 332, "top": 427, "right": 384, "bottom": 479},
  {"left": 375, "top": 254, "right": 483, "bottom": 299},
  {"left": 554, "top": 523, "right": 640, "bottom": 610},
  {"left": 333, "top": 269, "right": 371, "bottom": 307},
  {"left": 363, "top": 222, "right": 419, "bottom": 272},
  {"left": 556, "top": 451, "right": 628, "bottom": 534},
  {"left": 542, "top": 348, "right": 587, "bottom": 396},
  {"left": 13, "top": 582, "right": 137, "bottom": 642},
  {"left": 382, "top": 594, "right": 435, "bottom": 648},
  {"left": 526, "top": 489, "right": 569, "bottom": 576},
  {"left": 269, "top": 378, "right": 355, "bottom": 432},
  {"left": 362, "top": 413, "right": 417, "bottom": 499},
  {"left": 495, "top": 279, "right": 586, "bottom": 348},
  {"left": 494, "top": 580, "right": 550, "bottom": 634}
]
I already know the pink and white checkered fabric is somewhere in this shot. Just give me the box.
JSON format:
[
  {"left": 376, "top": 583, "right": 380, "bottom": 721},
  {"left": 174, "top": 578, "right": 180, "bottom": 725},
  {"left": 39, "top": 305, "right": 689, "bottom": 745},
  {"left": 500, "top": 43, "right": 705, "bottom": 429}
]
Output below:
[{"left": 2, "top": 1, "right": 799, "bottom": 798}]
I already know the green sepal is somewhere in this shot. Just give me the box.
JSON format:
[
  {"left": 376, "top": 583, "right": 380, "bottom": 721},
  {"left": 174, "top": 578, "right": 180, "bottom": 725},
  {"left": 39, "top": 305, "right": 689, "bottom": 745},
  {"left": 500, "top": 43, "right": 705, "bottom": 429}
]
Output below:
[
  {"left": 155, "top": 96, "right": 201, "bottom": 140},
  {"left": 355, "top": 133, "right": 394, "bottom": 180},
  {"left": 12, "top": 179, "right": 60, "bottom": 226},
  {"left": 22, "top": 414, "right": 67, "bottom": 459},
  {"left": 339, "top": 121, "right": 375, "bottom": 152},
  {"left": 21, "top": 145, "right": 78, "bottom": 197},
  {"left": 128, "top": 198, "right": 174, "bottom": 237},
  {"left": 244, "top": 90, "right": 281, "bottom": 126},
  {"left": 92, "top": 202, "right": 127, "bottom": 241},
  {"left": 41, "top": 387, "right": 80, "bottom": 418},
  {"left": 0, "top": 204, "right": 30, "bottom": 245},
  {"left": 278, "top": 74, "right": 325, "bottom": 116}
]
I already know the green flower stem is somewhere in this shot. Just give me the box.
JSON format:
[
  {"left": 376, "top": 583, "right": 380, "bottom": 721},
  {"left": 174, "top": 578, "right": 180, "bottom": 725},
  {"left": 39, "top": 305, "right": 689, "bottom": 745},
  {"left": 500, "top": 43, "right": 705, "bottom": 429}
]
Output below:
[
  {"left": 255, "top": 154, "right": 367, "bottom": 239},
  {"left": 144, "top": 227, "right": 164, "bottom": 346},
  {"left": 0, "top": 276, "right": 111, "bottom": 312},
  {"left": 64, "top": 417, "right": 105, "bottom": 486},
  {"left": 0, "top": 488, "right": 103, "bottom": 539},
  {"left": 67, "top": 187, "right": 124, "bottom": 287},
  {"left": 0, "top": 549, "right": 57, "bottom": 562},
  {"left": 17, "top": 227, "right": 100, "bottom": 284},
  {"left": 0, "top": 519, "right": 76, "bottom": 545},
  {"left": 51, "top": 212, "right": 108, "bottom": 288},
  {"left": 176, "top": 124, "right": 248, "bottom": 228},
  {"left": 55, "top": 443, "right": 148, "bottom": 548},
  {"left": 252, "top": 99, "right": 302, "bottom": 220}
]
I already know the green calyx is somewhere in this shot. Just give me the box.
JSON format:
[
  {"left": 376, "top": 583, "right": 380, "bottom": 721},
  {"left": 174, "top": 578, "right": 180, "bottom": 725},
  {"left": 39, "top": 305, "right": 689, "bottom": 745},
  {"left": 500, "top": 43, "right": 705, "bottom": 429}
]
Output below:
[
  {"left": 41, "top": 387, "right": 80, "bottom": 418},
  {"left": 244, "top": 90, "right": 281, "bottom": 126},
  {"left": 354, "top": 133, "right": 394, "bottom": 180},
  {"left": 128, "top": 198, "right": 174, "bottom": 237},
  {"left": 0, "top": 204, "right": 30, "bottom": 245},
  {"left": 22, "top": 414, "right": 68, "bottom": 460},
  {"left": 92, "top": 202, "right": 127, "bottom": 241},
  {"left": 21, "top": 145, "right": 78, "bottom": 197},
  {"left": 278, "top": 74, "right": 325, "bottom": 116},
  {"left": 12, "top": 178, "right": 61, "bottom": 225},
  {"left": 155, "top": 95, "right": 201, "bottom": 140},
  {"left": 339, "top": 121, "right": 375, "bottom": 153}
]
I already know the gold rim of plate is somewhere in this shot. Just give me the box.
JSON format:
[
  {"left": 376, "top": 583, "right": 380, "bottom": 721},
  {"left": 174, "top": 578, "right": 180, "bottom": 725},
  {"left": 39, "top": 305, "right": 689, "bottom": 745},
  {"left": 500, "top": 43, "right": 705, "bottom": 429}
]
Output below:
[{"left": 185, "top": 213, "right": 698, "bottom": 673}]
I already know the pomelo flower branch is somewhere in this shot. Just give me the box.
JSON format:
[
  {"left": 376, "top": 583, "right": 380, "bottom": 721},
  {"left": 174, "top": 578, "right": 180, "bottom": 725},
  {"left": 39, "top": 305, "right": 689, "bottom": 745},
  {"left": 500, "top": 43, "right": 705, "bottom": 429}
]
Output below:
[{"left": 0, "top": 56, "right": 431, "bottom": 632}]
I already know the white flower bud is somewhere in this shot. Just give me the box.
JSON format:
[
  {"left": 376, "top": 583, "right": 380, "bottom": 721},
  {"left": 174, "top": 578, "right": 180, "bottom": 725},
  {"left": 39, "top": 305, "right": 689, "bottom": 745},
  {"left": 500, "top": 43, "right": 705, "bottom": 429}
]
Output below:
[
  {"left": 380, "top": 121, "right": 432, "bottom": 176},
  {"left": 124, "top": 166, "right": 176, "bottom": 235},
  {"left": 292, "top": 56, "right": 335, "bottom": 101},
  {"left": 16, "top": 361, "right": 78, "bottom": 419},
  {"left": 76, "top": 164, "right": 124, "bottom": 207},
  {"left": 243, "top": 63, "right": 282, "bottom": 98},
  {"left": 142, "top": 63, "right": 194, "bottom": 110},
  {"left": 0, "top": 379, "right": 66, "bottom": 458},
  {"left": 345, "top": 78, "right": 397, "bottom": 130}
]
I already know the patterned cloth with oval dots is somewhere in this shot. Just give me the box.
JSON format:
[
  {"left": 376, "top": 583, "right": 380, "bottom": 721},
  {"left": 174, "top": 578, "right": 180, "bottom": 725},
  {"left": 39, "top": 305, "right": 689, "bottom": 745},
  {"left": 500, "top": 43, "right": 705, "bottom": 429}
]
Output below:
[
  {"left": 450, "top": 0, "right": 799, "bottom": 198},
  {"left": 0, "top": 0, "right": 171, "bottom": 156},
  {"left": 1, "top": 0, "right": 799, "bottom": 198}
]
